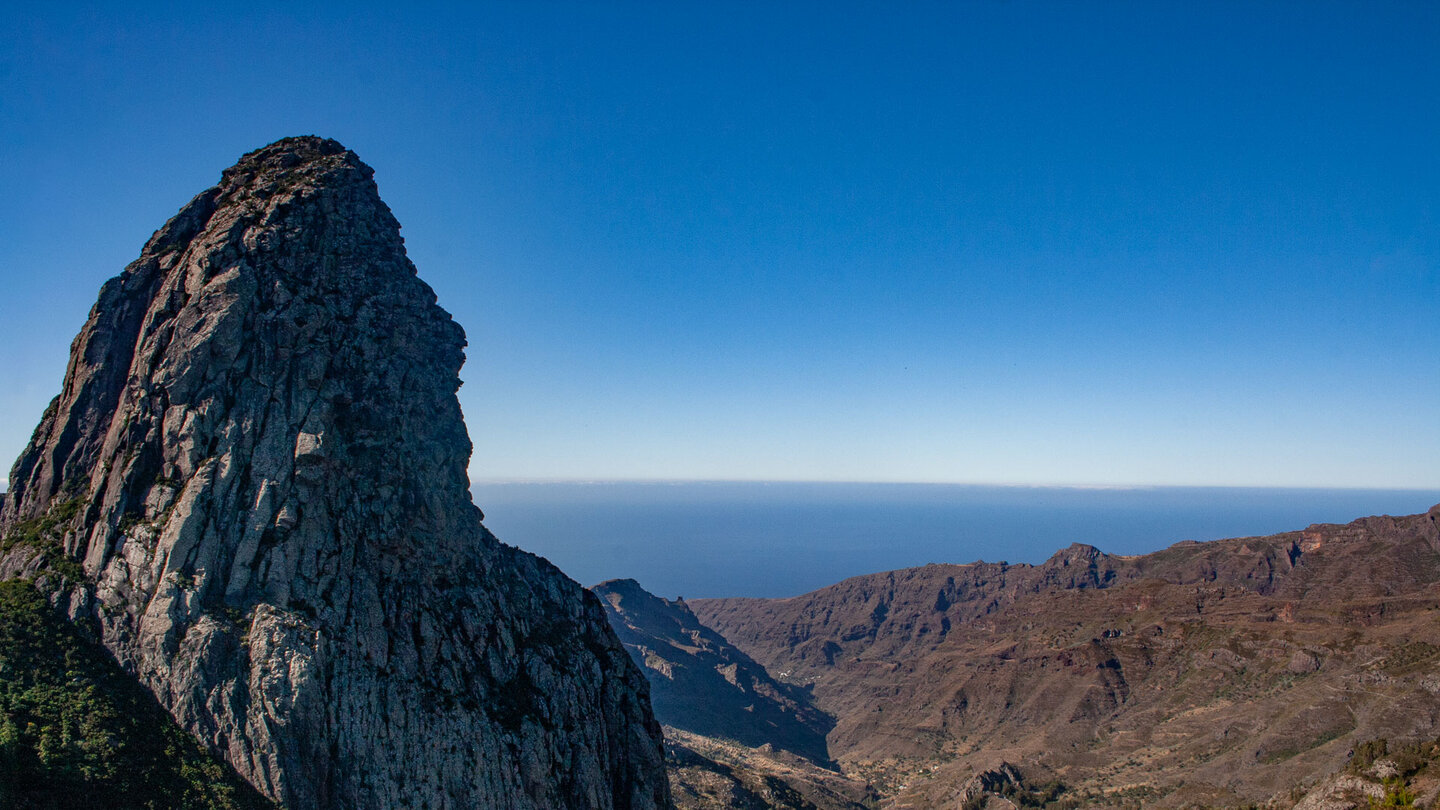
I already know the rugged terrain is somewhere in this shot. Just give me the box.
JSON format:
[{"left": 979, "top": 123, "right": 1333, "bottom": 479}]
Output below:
[
  {"left": 594, "top": 578, "right": 835, "bottom": 764},
  {"left": 595, "top": 578, "right": 879, "bottom": 809},
  {"left": 662, "top": 727, "right": 879, "bottom": 810},
  {"left": 0, "top": 137, "right": 670, "bottom": 809},
  {"left": 692, "top": 506, "right": 1440, "bottom": 808}
]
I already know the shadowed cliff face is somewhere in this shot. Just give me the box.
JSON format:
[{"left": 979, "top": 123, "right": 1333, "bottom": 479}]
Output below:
[
  {"left": 594, "top": 578, "right": 835, "bottom": 764},
  {"left": 0, "top": 137, "right": 671, "bottom": 810}
]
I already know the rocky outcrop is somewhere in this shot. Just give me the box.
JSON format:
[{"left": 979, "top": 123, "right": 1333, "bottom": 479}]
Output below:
[
  {"left": 662, "top": 727, "right": 877, "bottom": 810},
  {"left": 0, "top": 137, "right": 670, "bottom": 809},
  {"left": 594, "top": 578, "right": 834, "bottom": 764}
]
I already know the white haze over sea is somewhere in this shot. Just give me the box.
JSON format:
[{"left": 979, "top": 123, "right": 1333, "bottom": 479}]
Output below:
[{"left": 471, "top": 482, "right": 1440, "bottom": 599}]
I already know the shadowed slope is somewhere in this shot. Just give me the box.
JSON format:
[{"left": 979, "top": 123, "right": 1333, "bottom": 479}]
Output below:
[{"left": 595, "top": 578, "right": 834, "bottom": 764}]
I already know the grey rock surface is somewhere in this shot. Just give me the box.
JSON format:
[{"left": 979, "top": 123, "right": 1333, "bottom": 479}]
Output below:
[{"left": 0, "top": 136, "right": 671, "bottom": 810}]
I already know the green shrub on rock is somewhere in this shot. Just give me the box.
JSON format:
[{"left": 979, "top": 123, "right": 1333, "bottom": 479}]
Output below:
[{"left": 0, "top": 579, "right": 274, "bottom": 810}]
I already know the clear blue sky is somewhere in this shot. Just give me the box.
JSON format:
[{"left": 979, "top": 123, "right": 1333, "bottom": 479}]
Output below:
[{"left": 3, "top": 2, "right": 1437, "bottom": 489}]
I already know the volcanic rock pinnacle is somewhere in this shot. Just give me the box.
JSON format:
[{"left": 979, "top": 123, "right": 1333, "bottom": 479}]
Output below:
[{"left": 0, "top": 136, "right": 671, "bottom": 809}]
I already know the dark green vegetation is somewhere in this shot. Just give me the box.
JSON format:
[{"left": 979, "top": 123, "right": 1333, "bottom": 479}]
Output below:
[
  {"left": 0, "top": 578, "right": 274, "bottom": 810},
  {"left": 958, "top": 777, "right": 1073, "bottom": 810},
  {"left": 0, "top": 499, "right": 85, "bottom": 581},
  {"left": 1348, "top": 738, "right": 1440, "bottom": 779},
  {"left": 1347, "top": 737, "right": 1440, "bottom": 809}
]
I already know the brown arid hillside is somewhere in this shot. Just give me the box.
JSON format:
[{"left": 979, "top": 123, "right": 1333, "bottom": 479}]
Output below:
[
  {"left": 691, "top": 505, "right": 1440, "bottom": 808},
  {"left": 662, "top": 726, "right": 879, "bottom": 810}
]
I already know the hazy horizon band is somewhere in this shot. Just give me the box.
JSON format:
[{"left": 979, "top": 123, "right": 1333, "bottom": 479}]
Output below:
[{"left": 471, "top": 481, "right": 1440, "bottom": 599}]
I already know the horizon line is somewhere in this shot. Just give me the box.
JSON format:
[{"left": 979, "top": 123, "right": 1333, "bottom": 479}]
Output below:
[
  {"left": 465, "top": 476, "right": 1440, "bottom": 492},
  {"left": 5, "top": 477, "right": 1435, "bottom": 495}
]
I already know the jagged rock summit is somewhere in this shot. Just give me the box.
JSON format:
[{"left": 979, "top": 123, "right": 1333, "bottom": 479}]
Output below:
[{"left": 0, "top": 136, "right": 671, "bottom": 809}]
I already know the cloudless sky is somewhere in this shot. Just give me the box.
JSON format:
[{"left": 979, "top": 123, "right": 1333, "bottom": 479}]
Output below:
[{"left": 2, "top": 2, "right": 1437, "bottom": 489}]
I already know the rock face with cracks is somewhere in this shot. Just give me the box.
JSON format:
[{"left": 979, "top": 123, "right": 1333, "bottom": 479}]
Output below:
[{"left": 0, "top": 137, "right": 671, "bottom": 810}]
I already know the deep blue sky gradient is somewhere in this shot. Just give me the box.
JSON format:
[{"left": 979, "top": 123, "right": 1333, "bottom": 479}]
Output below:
[{"left": 3, "top": 2, "right": 1437, "bottom": 488}]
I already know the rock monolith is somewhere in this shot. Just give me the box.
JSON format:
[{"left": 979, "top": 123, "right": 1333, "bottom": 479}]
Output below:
[{"left": 0, "top": 136, "right": 671, "bottom": 810}]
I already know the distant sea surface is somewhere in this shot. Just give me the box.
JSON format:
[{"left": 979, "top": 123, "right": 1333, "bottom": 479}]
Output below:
[{"left": 470, "top": 482, "right": 1440, "bottom": 600}]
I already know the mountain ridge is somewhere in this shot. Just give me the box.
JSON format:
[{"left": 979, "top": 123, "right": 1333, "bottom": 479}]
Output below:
[{"left": 691, "top": 504, "right": 1440, "bottom": 807}]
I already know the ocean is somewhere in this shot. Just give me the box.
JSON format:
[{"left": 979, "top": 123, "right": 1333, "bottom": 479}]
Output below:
[{"left": 470, "top": 482, "right": 1440, "bottom": 600}]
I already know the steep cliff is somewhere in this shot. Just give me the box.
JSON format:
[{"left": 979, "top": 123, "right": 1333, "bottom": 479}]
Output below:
[
  {"left": 594, "top": 578, "right": 834, "bottom": 763},
  {"left": 593, "top": 579, "right": 877, "bottom": 810},
  {"left": 0, "top": 136, "right": 670, "bottom": 810}
]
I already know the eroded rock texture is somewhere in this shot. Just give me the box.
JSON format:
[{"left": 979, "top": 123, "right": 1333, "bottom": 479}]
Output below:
[{"left": 0, "top": 136, "right": 670, "bottom": 810}]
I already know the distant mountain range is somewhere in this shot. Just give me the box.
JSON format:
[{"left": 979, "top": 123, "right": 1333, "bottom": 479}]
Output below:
[{"left": 603, "top": 505, "right": 1440, "bottom": 808}]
